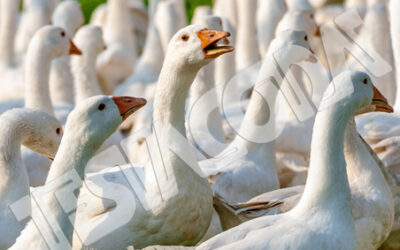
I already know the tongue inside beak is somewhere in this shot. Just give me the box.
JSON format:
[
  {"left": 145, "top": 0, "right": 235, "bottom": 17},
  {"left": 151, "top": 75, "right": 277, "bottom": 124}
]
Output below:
[
  {"left": 197, "top": 29, "right": 234, "bottom": 58},
  {"left": 69, "top": 40, "right": 82, "bottom": 55},
  {"left": 112, "top": 96, "right": 147, "bottom": 121},
  {"left": 371, "top": 85, "right": 393, "bottom": 113}
]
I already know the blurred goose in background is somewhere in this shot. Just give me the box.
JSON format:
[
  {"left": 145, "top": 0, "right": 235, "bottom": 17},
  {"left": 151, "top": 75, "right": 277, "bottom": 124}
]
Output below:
[
  {"left": 49, "top": 0, "right": 84, "bottom": 107},
  {"left": 0, "top": 109, "right": 62, "bottom": 249},
  {"left": 257, "top": 0, "right": 287, "bottom": 57},
  {"left": 96, "top": 0, "right": 137, "bottom": 95},
  {"left": 15, "top": 0, "right": 52, "bottom": 59}
]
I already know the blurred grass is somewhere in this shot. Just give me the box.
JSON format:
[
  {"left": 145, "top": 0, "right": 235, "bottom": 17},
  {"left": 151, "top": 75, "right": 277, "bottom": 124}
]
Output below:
[{"left": 78, "top": 0, "right": 213, "bottom": 23}]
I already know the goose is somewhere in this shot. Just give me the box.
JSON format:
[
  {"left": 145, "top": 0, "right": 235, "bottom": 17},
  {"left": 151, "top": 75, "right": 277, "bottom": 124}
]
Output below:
[
  {"left": 70, "top": 26, "right": 233, "bottom": 249},
  {"left": 9, "top": 95, "right": 146, "bottom": 250},
  {"left": 347, "top": 3, "right": 395, "bottom": 104},
  {"left": 0, "top": 0, "right": 25, "bottom": 102},
  {"left": 0, "top": 108, "right": 62, "bottom": 249},
  {"left": 257, "top": 0, "right": 287, "bottom": 57},
  {"left": 213, "top": 0, "right": 238, "bottom": 29},
  {"left": 235, "top": 0, "right": 260, "bottom": 74},
  {"left": 15, "top": 0, "right": 52, "bottom": 60},
  {"left": 96, "top": 0, "right": 137, "bottom": 95},
  {"left": 199, "top": 30, "right": 314, "bottom": 204},
  {"left": 49, "top": 0, "right": 84, "bottom": 107},
  {"left": 197, "top": 70, "right": 393, "bottom": 250},
  {"left": 20, "top": 25, "right": 82, "bottom": 187},
  {"left": 216, "top": 72, "right": 396, "bottom": 249}
]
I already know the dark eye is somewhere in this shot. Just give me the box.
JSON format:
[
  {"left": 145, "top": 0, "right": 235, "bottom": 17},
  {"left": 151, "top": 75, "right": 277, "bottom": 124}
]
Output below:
[
  {"left": 56, "top": 128, "right": 61, "bottom": 135},
  {"left": 98, "top": 103, "right": 106, "bottom": 110},
  {"left": 181, "top": 34, "right": 189, "bottom": 41},
  {"left": 363, "top": 78, "right": 368, "bottom": 84},
  {"left": 310, "top": 13, "right": 314, "bottom": 19},
  {"left": 304, "top": 35, "right": 308, "bottom": 41},
  {"left": 61, "top": 31, "right": 65, "bottom": 37}
]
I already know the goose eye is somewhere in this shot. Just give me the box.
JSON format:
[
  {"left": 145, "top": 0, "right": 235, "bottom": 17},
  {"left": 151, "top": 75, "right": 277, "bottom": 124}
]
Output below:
[
  {"left": 181, "top": 34, "right": 189, "bottom": 41},
  {"left": 56, "top": 128, "right": 61, "bottom": 135},
  {"left": 304, "top": 35, "right": 308, "bottom": 41},
  {"left": 61, "top": 31, "right": 65, "bottom": 37},
  {"left": 310, "top": 13, "right": 314, "bottom": 19},
  {"left": 363, "top": 78, "right": 368, "bottom": 84},
  {"left": 98, "top": 103, "right": 106, "bottom": 110}
]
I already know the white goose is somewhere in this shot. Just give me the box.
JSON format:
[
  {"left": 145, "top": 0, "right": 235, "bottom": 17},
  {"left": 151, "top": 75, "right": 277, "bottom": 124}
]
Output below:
[
  {"left": 200, "top": 30, "right": 314, "bottom": 204},
  {"left": 96, "top": 0, "right": 137, "bottom": 95},
  {"left": 198, "top": 70, "right": 392, "bottom": 250},
  {"left": 20, "top": 25, "right": 82, "bottom": 186},
  {"left": 257, "top": 0, "right": 287, "bottom": 57},
  {"left": 9, "top": 95, "right": 146, "bottom": 250},
  {"left": 0, "top": 108, "right": 62, "bottom": 249},
  {"left": 70, "top": 26, "right": 233, "bottom": 249},
  {"left": 49, "top": 0, "right": 84, "bottom": 107}
]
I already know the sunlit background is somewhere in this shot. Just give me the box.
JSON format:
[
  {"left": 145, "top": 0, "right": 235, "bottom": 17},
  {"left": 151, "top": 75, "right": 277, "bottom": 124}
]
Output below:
[{"left": 77, "top": 0, "right": 213, "bottom": 22}]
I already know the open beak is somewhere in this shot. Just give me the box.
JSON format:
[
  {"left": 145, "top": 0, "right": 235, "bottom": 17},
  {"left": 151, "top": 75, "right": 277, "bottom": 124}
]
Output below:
[
  {"left": 69, "top": 40, "right": 82, "bottom": 55},
  {"left": 372, "top": 85, "right": 393, "bottom": 113},
  {"left": 197, "top": 29, "right": 234, "bottom": 59},
  {"left": 112, "top": 96, "right": 147, "bottom": 121}
]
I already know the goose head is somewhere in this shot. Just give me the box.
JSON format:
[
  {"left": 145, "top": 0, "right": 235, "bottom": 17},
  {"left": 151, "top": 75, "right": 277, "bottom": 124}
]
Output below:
[
  {"left": 276, "top": 10, "right": 318, "bottom": 38},
  {"left": 269, "top": 29, "right": 315, "bottom": 64},
  {"left": 165, "top": 25, "right": 234, "bottom": 68},
  {"left": 320, "top": 71, "right": 393, "bottom": 115},
  {"left": 30, "top": 25, "right": 82, "bottom": 59},
  {"left": 73, "top": 25, "right": 106, "bottom": 56},
  {"left": 52, "top": 0, "right": 84, "bottom": 36},
  {"left": 20, "top": 109, "right": 63, "bottom": 159},
  {"left": 65, "top": 95, "right": 146, "bottom": 148}
]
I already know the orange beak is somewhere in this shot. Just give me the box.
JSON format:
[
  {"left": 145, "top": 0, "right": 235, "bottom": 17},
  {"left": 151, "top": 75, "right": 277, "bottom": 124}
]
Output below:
[
  {"left": 372, "top": 85, "right": 393, "bottom": 113},
  {"left": 69, "top": 40, "right": 82, "bottom": 55},
  {"left": 112, "top": 96, "right": 147, "bottom": 121},
  {"left": 315, "top": 25, "right": 321, "bottom": 37},
  {"left": 196, "top": 29, "right": 234, "bottom": 59}
]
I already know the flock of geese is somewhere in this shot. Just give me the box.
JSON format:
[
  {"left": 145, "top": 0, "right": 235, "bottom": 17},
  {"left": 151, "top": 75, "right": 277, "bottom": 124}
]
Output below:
[{"left": 0, "top": 0, "right": 399, "bottom": 249}]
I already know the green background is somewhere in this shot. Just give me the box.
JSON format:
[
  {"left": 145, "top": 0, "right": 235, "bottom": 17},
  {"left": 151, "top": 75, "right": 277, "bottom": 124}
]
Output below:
[{"left": 78, "top": 0, "right": 213, "bottom": 23}]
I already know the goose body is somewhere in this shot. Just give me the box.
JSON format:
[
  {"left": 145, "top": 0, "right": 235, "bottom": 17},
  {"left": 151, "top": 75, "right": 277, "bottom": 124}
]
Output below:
[{"left": 0, "top": 108, "right": 62, "bottom": 249}]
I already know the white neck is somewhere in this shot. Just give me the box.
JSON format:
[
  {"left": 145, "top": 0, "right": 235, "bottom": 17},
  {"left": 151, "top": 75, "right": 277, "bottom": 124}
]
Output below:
[
  {"left": 235, "top": 0, "right": 260, "bottom": 72},
  {"left": 104, "top": 0, "right": 136, "bottom": 53},
  {"left": 24, "top": 42, "right": 55, "bottom": 116},
  {"left": 43, "top": 127, "right": 100, "bottom": 243},
  {"left": 153, "top": 60, "right": 201, "bottom": 135},
  {"left": 296, "top": 103, "right": 352, "bottom": 213},
  {"left": 0, "top": 0, "right": 20, "bottom": 65},
  {"left": 72, "top": 48, "right": 103, "bottom": 104},
  {"left": 0, "top": 111, "right": 35, "bottom": 206},
  {"left": 133, "top": 10, "right": 164, "bottom": 80},
  {"left": 49, "top": 16, "right": 80, "bottom": 106}
]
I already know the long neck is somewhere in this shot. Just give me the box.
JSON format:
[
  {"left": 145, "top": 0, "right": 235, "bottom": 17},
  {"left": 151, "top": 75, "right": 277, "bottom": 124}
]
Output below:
[
  {"left": 235, "top": 0, "right": 260, "bottom": 72},
  {"left": 237, "top": 53, "right": 288, "bottom": 149},
  {"left": 72, "top": 50, "right": 102, "bottom": 104},
  {"left": 133, "top": 20, "right": 164, "bottom": 79},
  {"left": 0, "top": 112, "right": 33, "bottom": 203},
  {"left": 296, "top": 104, "right": 352, "bottom": 213},
  {"left": 43, "top": 128, "right": 98, "bottom": 243},
  {"left": 104, "top": 0, "right": 136, "bottom": 52},
  {"left": 49, "top": 17, "right": 79, "bottom": 106},
  {"left": 24, "top": 44, "right": 54, "bottom": 115},
  {"left": 153, "top": 59, "right": 201, "bottom": 135},
  {"left": 0, "top": 0, "right": 20, "bottom": 65}
]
